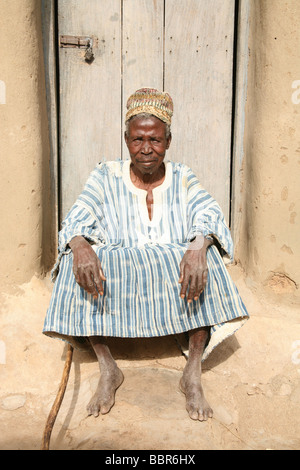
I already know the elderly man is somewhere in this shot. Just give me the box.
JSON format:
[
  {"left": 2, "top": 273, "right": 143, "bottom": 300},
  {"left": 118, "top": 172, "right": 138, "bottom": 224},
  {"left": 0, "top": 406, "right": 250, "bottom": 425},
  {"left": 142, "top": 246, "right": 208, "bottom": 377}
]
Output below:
[{"left": 43, "top": 88, "right": 248, "bottom": 421}]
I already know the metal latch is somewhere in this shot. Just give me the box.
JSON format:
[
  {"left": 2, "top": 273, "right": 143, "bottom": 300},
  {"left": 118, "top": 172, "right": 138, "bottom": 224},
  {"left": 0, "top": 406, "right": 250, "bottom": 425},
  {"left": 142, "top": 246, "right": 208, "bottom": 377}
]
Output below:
[{"left": 59, "top": 35, "right": 95, "bottom": 63}]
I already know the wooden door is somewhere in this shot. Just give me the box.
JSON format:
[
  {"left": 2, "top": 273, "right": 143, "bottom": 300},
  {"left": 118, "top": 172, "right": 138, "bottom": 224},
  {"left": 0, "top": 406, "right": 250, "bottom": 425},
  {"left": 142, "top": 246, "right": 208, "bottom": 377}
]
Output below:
[{"left": 58, "top": 0, "right": 235, "bottom": 221}]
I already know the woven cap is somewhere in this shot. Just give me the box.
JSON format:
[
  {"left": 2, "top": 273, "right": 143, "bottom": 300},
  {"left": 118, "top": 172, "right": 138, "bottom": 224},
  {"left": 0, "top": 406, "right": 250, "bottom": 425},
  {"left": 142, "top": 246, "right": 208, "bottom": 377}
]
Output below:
[{"left": 126, "top": 87, "right": 173, "bottom": 125}]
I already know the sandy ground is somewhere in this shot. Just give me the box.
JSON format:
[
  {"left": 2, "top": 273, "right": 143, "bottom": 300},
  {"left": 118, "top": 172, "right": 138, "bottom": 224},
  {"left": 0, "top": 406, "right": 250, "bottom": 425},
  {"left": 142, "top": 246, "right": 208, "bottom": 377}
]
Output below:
[{"left": 0, "top": 265, "right": 299, "bottom": 451}]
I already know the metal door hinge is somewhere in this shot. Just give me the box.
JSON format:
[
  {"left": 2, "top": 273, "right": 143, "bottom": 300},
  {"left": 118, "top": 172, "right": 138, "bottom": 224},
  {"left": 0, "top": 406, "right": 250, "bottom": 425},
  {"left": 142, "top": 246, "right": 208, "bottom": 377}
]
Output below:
[{"left": 59, "top": 35, "right": 95, "bottom": 63}]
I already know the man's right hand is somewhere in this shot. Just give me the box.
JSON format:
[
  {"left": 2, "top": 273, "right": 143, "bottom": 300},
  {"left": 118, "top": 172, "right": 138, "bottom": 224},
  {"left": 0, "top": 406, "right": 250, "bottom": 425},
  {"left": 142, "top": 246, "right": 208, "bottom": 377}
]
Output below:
[{"left": 69, "top": 236, "right": 106, "bottom": 299}]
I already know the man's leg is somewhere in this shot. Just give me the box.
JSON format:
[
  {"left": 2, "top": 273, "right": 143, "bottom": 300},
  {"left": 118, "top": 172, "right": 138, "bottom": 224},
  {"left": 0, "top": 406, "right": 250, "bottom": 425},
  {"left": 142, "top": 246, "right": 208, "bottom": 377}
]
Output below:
[
  {"left": 87, "top": 336, "right": 124, "bottom": 417},
  {"left": 180, "top": 327, "right": 213, "bottom": 421}
]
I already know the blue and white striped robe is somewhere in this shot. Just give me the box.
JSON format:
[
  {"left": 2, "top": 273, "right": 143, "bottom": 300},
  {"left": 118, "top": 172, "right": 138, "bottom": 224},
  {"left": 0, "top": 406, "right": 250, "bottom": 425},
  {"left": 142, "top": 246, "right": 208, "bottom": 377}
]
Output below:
[{"left": 43, "top": 160, "right": 248, "bottom": 360}]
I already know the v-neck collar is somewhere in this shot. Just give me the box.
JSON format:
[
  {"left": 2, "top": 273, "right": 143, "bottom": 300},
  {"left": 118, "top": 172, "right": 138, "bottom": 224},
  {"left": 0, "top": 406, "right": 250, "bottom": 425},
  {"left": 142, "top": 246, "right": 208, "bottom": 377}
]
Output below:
[{"left": 122, "top": 159, "right": 172, "bottom": 226}]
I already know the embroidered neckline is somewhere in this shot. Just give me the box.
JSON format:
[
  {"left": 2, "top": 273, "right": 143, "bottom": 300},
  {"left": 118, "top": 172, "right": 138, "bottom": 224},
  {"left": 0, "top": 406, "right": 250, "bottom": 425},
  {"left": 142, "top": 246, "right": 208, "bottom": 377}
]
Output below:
[{"left": 122, "top": 159, "right": 172, "bottom": 226}]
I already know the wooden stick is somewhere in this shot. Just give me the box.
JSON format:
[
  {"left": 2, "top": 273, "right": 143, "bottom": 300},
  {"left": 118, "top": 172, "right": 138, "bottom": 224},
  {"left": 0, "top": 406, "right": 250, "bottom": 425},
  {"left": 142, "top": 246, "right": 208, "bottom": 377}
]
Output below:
[{"left": 41, "top": 344, "right": 74, "bottom": 450}]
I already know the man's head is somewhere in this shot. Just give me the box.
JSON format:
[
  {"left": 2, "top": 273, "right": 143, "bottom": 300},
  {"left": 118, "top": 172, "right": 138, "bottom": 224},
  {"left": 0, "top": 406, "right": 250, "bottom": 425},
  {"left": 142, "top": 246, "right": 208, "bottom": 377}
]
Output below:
[{"left": 124, "top": 88, "right": 173, "bottom": 175}]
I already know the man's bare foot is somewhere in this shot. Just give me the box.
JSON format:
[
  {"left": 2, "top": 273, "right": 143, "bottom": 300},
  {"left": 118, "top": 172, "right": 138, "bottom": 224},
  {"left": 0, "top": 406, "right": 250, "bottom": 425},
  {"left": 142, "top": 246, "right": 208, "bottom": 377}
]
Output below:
[
  {"left": 87, "top": 367, "right": 124, "bottom": 417},
  {"left": 180, "top": 370, "right": 213, "bottom": 421}
]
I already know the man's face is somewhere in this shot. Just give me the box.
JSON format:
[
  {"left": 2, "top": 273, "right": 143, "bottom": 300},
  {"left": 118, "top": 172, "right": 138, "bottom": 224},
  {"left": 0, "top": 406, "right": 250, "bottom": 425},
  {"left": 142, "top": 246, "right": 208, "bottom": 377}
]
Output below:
[{"left": 125, "top": 115, "right": 171, "bottom": 176}]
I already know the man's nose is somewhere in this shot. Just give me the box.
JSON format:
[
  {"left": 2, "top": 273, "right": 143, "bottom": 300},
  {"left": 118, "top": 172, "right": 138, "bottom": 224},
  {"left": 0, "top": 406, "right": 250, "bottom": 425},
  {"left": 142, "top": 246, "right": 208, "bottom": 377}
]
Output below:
[{"left": 141, "top": 140, "right": 152, "bottom": 154}]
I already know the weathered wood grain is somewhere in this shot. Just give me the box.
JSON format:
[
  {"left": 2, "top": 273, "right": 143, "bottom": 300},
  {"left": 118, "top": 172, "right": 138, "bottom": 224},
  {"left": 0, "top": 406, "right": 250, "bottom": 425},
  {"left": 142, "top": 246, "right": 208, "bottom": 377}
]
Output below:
[
  {"left": 121, "top": 0, "right": 164, "bottom": 158},
  {"left": 58, "top": 0, "right": 122, "bottom": 217},
  {"left": 164, "top": 0, "right": 235, "bottom": 219}
]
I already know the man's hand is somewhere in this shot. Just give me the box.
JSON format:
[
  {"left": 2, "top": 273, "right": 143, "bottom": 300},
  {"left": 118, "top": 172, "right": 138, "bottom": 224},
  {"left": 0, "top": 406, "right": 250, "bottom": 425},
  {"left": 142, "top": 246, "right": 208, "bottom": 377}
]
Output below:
[
  {"left": 69, "top": 236, "right": 106, "bottom": 299},
  {"left": 179, "top": 235, "right": 213, "bottom": 303}
]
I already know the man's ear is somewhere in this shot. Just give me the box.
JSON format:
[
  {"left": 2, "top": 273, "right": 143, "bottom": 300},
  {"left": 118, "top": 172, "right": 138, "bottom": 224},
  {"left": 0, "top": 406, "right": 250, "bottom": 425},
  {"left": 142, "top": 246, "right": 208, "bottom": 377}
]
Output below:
[
  {"left": 166, "top": 133, "right": 172, "bottom": 149},
  {"left": 124, "top": 131, "right": 129, "bottom": 145}
]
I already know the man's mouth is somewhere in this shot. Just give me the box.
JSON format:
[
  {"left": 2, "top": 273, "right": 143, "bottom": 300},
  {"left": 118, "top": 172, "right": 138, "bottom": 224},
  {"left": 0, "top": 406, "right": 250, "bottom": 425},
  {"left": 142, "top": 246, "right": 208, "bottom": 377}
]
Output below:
[{"left": 138, "top": 160, "right": 157, "bottom": 165}]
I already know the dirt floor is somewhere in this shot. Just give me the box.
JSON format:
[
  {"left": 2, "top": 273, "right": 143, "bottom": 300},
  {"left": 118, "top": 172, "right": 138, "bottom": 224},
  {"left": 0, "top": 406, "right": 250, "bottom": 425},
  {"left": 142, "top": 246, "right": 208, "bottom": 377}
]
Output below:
[{"left": 0, "top": 264, "right": 299, "bottom": 451}]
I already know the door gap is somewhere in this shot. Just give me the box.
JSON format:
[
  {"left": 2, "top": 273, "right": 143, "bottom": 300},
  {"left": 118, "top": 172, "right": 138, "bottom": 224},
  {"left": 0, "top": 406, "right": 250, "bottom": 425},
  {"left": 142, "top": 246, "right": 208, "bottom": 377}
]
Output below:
[
  {"left": 229, "top": 0, "right": 240, "bottom": 229},
  {"left": 163, "top": 0, "right": 166, "bottom": 90},
  {"left": 54, "top": 0, "right": 62, "bottom": 226}
]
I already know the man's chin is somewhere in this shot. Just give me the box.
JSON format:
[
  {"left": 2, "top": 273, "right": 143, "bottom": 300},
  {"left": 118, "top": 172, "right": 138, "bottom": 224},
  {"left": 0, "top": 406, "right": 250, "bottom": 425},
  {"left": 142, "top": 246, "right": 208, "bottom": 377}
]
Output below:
[{"left": 137, "top": 163, "right": 157, "bottom": 174}]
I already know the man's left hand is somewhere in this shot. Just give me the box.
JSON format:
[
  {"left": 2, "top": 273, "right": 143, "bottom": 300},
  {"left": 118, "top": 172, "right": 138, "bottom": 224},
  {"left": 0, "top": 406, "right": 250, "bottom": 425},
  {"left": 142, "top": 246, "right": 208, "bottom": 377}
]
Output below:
[{"left": 179, "top": 235, "right": 213, "bottom": 303}]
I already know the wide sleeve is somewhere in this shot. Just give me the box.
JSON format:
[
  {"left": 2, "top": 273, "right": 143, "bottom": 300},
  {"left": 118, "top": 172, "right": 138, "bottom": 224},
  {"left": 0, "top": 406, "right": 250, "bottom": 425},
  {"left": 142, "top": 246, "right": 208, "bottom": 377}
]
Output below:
[
  {"left": 51, "top": 164, "right": 107, "bottom": 280},
  {"left": 186, "top": 166, "right": 234, "bottom": 260}
]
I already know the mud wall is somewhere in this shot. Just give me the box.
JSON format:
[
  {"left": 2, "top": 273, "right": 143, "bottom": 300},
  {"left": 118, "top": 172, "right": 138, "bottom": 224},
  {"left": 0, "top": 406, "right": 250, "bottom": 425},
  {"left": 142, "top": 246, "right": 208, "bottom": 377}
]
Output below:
[
  {"left": 0, "top": 0, "right": 54, "bottom": 291},
  {"left": 237, "top": 0, "right": 300, "bottom": 297}
]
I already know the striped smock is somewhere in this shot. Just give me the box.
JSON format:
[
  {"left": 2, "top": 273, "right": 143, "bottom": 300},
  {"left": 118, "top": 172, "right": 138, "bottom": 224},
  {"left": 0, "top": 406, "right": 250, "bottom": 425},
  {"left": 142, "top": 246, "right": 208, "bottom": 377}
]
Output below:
[{"left": 43, "top": 160, "right": 249, "bottom": 360}]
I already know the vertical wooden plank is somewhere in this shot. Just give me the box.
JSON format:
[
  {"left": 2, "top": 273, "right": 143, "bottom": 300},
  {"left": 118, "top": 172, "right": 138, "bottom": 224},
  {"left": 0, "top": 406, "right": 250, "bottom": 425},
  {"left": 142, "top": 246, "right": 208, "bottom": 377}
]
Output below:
[
  {"left": 122, "top": 0, "right": 164, "bottom": 158},
  {"left": 58, "top": 0, "right": 121, "bottom": 218},
  {"left": 165, "top": 0, "right": 235, "bottom": 221}
]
